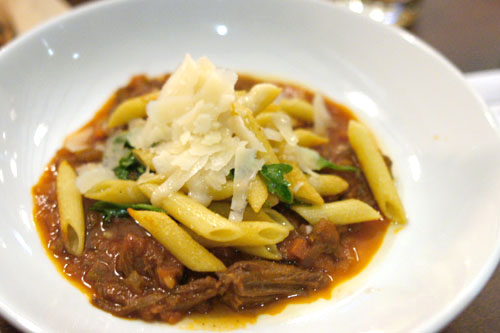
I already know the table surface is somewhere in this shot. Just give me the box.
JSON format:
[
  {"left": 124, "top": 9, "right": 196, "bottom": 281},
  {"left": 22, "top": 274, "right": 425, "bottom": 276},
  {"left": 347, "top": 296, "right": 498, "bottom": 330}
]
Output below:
[{"left": 1, "top": 0, "right": 499, "bottom": 332}]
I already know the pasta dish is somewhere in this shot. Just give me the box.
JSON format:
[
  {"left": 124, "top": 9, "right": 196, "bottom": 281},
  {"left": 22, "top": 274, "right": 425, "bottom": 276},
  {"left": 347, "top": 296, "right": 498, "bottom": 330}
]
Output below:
[{"left": 32, "top": 55, "right": 405, "bottom": 324}]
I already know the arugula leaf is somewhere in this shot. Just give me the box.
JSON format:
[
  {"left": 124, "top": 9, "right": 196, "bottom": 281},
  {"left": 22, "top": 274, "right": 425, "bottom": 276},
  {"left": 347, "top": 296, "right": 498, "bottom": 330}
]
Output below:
[
  {"left": 90, "top": 201, "right": 164, "bottom": 223},
  {"left": 227, "top": 168, "right": 235, "bottom": 180},
  {"left": 113, "top": 151, "right": 146, "bottom": 180},
  {"left": 317, "top": 156, "right": 359, "bottom": 173},
  {"left": 259, "top": 163, "right": 293, "bottom": 204}
]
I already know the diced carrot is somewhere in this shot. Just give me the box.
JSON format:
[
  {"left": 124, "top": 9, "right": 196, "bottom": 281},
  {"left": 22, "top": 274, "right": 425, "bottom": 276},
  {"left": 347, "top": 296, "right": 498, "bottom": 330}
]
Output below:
[{"left": 288, "top": 238, "right": 309, "bottom": 260}]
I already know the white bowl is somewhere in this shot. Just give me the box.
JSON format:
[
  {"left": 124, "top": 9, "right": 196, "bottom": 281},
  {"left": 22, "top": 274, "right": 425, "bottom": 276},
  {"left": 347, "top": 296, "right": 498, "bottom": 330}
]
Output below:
[{"left": 1, "top": 0, "right": 499, "bottom": 332}]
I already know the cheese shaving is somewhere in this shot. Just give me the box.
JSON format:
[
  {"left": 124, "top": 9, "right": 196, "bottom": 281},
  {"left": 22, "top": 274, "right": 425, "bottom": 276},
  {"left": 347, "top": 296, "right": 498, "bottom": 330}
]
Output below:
[
  {"left": 124, "top": 54, "right": 266, "bottom": 213},
  {"left": 313, "top": 94, "right": 332, "bottom": 136}
]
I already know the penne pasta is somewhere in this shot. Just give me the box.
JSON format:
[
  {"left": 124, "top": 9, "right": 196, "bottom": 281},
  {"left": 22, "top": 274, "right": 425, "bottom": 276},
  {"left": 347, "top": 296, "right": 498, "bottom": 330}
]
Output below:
[
  {"left": 262, "top": 208, "right": 295, "bottom": 230},
  {"left": 307, "top": 174, "right": 349, "bottom": 196},
  {"left": 237, "top": 244, "right": 282, "bottom": 260},
  {"left": 348, "top": 120, "right": 406, "bottom": 224},
  {"left": 294, "top": 129, "right": 329, "bottom": 147},
  {"left": 239, "top": 83, "right": 282, "bottom": 114},
  {"left": 208, "top": 201, "right": 274, "bottom": 222},
  {"left": 107, "top": 91, "right": 159, "bottom": 128},
  {"left": 183, "top": 220, "right": 289, "bottom": 247},
  {"left": 56, "top": 161, "right": 85, "bottom": 256},
  {"left": 292, "top": 199, "right": 382, "bottom": 225},
  {"left": 247, "top": 176, "right": 268, "bottom": 213},
  {"left": 279, "top": 98, "right": 315, "bottom": 122},
  {"left": 209, "top": 180, "right": 234, "bottom": 201},
  {"left": 285, "top": 161, "right": 324, "bottom": 205},
  {"left": 265, "top": 194, "right": 280, "bottom": 207},
  {"left": 128, "top": 209, "right": 226, "bottom": 272},
  {"left": 140, "top": 184, "right": 243, "bottom": 242},
  {"left": 84, "top": 179, "right": 149, "bottom": 204},
  {"left": 256, "top": 112, "right": 299, "bottom": 128},
  {"left": 133, "top": 148, "right": 156, "bottom": 171},
  {"left": 234, "top": 104, "right": 280, "bottom": 164}
]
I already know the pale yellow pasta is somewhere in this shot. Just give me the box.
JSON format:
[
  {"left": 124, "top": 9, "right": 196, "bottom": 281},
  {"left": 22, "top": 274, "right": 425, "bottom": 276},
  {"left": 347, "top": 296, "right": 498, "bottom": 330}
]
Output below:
[
  {"left": 256, "top": 112, "right": 299, "bottom": 128},
  {"left": 107, "top": 91, "right": 159, "bottom": 128},
  {"left": 56, "top": 161, "right": 85, "bottom": 256},
  {"left": 279, "top": 98, "right": 314, "bottom": 122},
  {"left": 285, "top": 161, "right": 324, "bottom": 205},
  {"left": 348, "top": 120, "right": 406, "bottom": 224},
  {"left": 292, "top": 199, "right": 382, "bottom": 225},
  {"left": 265, "top": 194, "right": 280, "bottom": 207},
  {"left": 247, "top": 176, "right": 268, "bottom": 213},
  {"left": 140, "top": 184, "right": 243, "bottom": 242},
  {"left": 260, "top": 103, "right": 280, "bottom": 114},
  {"left": 208, "top": 202, "right": 274, "bottom": 222},
  {"left": 262, "top": 208, "right": 295, "bottom": 231},
  {"left": 133, "top": 148, "right": 156, "bottom": 171},
  {"left": 307, "top": 174, "right": 349, "bottom": 196},
  {"left": 128, "top": 209, "right": 226, "bottom": 272},
  {"left": 209, "top": 180, "right": 234, "bottom": 201},
  {"left": 237, "top": 244, "right": 282, "bottom": 260},
  {"left": 294, "top": 129, "right": 329, "bottom": 147},
  {"left": 240, "top": 83, "right": 282, "bottom": 114},
  {"left": 84, "top": 179, "right": 149, "bottom": 204},
  {"left": 234, "top": 104, "right": 280, "bottom": 164},
  {"left": 183, "top": 220, "right": 289, "bottom": 247}
]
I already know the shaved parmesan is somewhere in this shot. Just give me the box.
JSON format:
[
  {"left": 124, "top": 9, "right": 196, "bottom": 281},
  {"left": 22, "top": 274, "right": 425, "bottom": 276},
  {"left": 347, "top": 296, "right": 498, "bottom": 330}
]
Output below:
[
  {"left": 128, "top": 55, "right": 265, "bottom": 209},
  {"left": 263, "top": 128, "right": 283, "bottom": 142},
  {"left": 75, "top": 163, "right": 116, "bottom": 193},
  {"left": 313, "top": 94, "right": 332, "bottom": 136},
  {"left": 272, "top": 112, "right": 298, "bottom": 146},
  {"left": 229, "top": 148, "right": 265, "bottom": 222}
]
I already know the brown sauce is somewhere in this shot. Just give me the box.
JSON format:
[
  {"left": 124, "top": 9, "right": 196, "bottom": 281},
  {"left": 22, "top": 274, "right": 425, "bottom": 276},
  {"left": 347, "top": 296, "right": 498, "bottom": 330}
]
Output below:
[{"left": 32, "top": 74, "right": 390, "bottom": 328}]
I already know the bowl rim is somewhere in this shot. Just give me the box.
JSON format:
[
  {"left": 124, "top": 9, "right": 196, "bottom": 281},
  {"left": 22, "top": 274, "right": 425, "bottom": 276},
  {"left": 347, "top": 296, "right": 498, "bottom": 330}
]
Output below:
[{"left": 0, "top": 0, "right": 498, "bottom": 332}]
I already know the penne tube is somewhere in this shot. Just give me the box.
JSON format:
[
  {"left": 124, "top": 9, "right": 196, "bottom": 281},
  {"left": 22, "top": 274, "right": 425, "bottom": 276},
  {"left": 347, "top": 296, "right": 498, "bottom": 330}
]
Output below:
[
  {"left": 256, "top": 112, "right": 299, "bottom": 128},
  {"left": 279, "top": 98, "right": 314, "bottom": 122},
  {"left": 128, "top": 209, "right": 226, "bottom": 272},
  {"left": 239, "top": 83, "right": 282, "bottom": 114},
  {"left": 292, "top": 199, "right": 382, "bottom": 225},
  {"left": 285, "top": 161, "right": 324, "bottom": 205},
  {"left": 348, "top": 121, "right": 406, "bottom": 224},
  {"left": 183, "top": 220, "right": 289, "bottom": 247},
  {"left": 247, "top": 176, "right": 268, "bottom": 213},
  {"left": 265, "top": 194, "right": 280, "bottom": 207},
  {"left": 237, "top": 244, "right": 282, "bottom": 260},
  {"left": 294, "top": 129, "right": 329, "bottom": 147},
  {"left": 133, "top": 148, "right": 156, "bottom": 171},
  {"left": 234, "top": 104, "right": 280, "bottom": 164},
  {"left": 84, "top": 179, "right": 149, "bottom": 204},
  {"left": 262, "top": 208, "right": 295, "bottom": 231},
  {"left": 209, "top": 180, "right": 234, "bottom": 201},
  {"left": 139, "top": 184, "right": 243, "bottom": 242},
  {"left": 56, "top": 161, "right": 85, "bottom": 256},
  {"left": 307, "top": 174, "right": 349, "bottom": 196},
  {"left": 107, "top": 91, "right": 159, "bottom": 128},
  {"left": 208, "top": 202, "right": 274, "bottom": 222}
]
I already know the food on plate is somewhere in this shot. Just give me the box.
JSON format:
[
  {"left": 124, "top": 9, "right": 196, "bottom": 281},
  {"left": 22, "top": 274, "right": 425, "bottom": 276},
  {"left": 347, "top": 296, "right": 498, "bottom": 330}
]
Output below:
[{"left": 32, "top": 55, "right": 405, "bottom": 324}]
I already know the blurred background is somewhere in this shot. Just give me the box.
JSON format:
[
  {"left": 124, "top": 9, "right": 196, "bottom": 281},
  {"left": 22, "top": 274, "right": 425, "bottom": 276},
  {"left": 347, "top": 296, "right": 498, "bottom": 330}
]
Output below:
[{"left": 0, "top": 0, "right": 499, "bottom": 332}]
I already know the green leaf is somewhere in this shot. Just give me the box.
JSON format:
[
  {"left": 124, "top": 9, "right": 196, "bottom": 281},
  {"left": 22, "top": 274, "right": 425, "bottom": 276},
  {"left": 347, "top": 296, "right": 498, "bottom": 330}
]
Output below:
[
  {"left": 227, "top": 168, "right": 235, "bottom": 180},
  {"left": 90, "top": 201, "right": 164, "bottom": 223},
  {"left": 113, "top": 151, "right": 146, "bottom": 180},
  {"left": 317, "top": 156, "right": 359, "bottom": 173},
  {"left": 259, "top": 163, "right": 293, "bottom": 204}
]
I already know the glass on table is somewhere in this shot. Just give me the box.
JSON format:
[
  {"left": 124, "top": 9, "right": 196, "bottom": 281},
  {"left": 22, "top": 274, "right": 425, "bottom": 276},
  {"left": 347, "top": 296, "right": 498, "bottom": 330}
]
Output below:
[{"left": 333, "top": 0, "right": 423, "bottom": 27}]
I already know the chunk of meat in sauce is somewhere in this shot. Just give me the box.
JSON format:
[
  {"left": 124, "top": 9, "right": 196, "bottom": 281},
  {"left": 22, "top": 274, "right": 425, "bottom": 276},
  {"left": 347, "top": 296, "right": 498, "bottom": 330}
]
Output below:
[
  {"left": 93, "top": 276, "right": 220, "bottom": 323},
  {"left": 217, "top": 261, "right": 330, "bottom": 310},
  {"left": 279, "top": 219, "right": 339, "bottom": 271}
]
